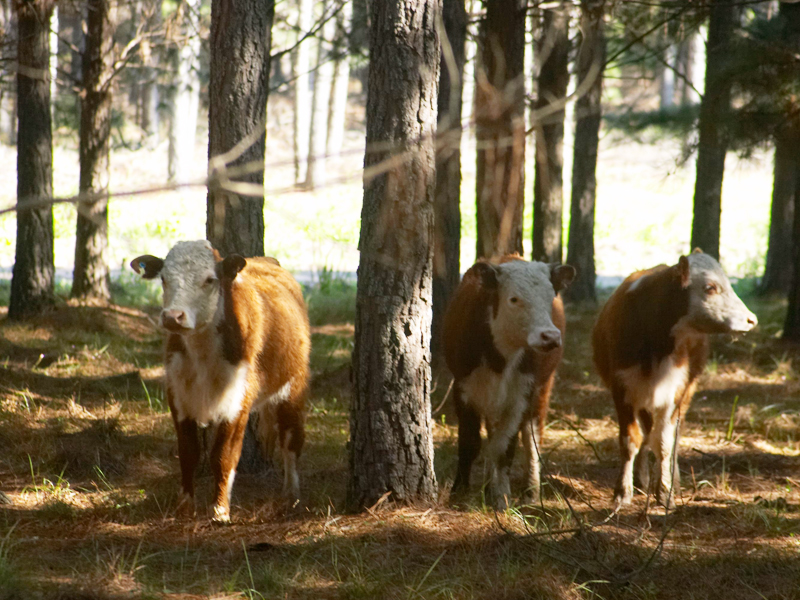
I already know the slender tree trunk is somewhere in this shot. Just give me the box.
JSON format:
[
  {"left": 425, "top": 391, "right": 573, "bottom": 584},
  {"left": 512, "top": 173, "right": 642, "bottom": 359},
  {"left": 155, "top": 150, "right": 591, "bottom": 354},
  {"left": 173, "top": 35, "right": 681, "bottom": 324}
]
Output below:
[
  {"left": 690, "top": 0, "right": 737, "bottom": 260},
  {"left": 348, "top": 0, "right": 440, "bottom": 510},
  {"left": 532, "top": 1, "right": 569, "bottom": 264},
  {"left": 0, "top": 1, "right": 17, "bottom": 143},
  {"left": 293, "top": 0, "right": 312, "bottom": 185},
  {"left": 678, "top": 32, "right": 700, "bottom": 105},
  {"left": 55, "top": 1, "right": 82, "bottom": 95},
  {"left": 9, "top": 0, "right": 56, "bottom": 320},
  {"left": 784, "top": 158, "right": 800, "bottom": 340},
  {"left": 565, "top": 0, "right": 605, "bottom": 303},
  {"left": 168, "top": 0, "right": 201, "bottom": 183},
  {"left": 475, "top": 0, "right": 526, "bottom": 260},
  {"left": 659, "top": 44, "right": 676, "bottom": 109},
  {"left": 432, "top": 0, "right": 466, "bottom": 357},
  {"left": 327, "top": 0, "right": 352, "bottom": 156},
  {"left": 140, "top": 0, "right": 162, "bottom": 146},
  {"left": 761, "top": 134, "right": 795, "bottom": 296},
  {"left": 305, "top": 0, "right": 336, "bottom": 189},
  {"left": 72, "top": 0, "right": 115, "bottom": 301}
]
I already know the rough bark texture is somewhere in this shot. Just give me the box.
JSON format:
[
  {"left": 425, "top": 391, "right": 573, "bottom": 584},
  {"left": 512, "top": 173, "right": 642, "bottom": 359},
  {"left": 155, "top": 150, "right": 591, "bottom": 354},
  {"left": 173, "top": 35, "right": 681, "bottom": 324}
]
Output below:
[
  {"left": 206, "top": 0, "right": 274, "bottom": 472},
  {"left": 9, "top": 0, "right": 56, "bottom": 320},
  {"left": 690, "top": 0, "right": 737, "bottom": 260},
  {"left": 348, "top": 0, "right": 440, "bottom": 510},
  {"left": 565, "top": 0, "right": 604, "bottom": 304},
  {"left": 475, "top": 0, "right": 526, "bottom": 260},
  {"left": 206, "top": 0, "right": 273, "bottom": 259},
  {"left": 784, "top": 160, "right": 800, "bottom": 341},
  {"left": 432, "top": 0, "right": 466, "bottom": 358},
  {"left": 532, "top": 2, "right": 569, "bottom": 264},
  {"left": 72, "top": 0, "right": 115, "bottom": 301},
  {"left": 305, "top": 0, "right": 336, "bottom": 189},
  {"left": 761, "top": 133, "right": 795, "bottom": 295},
  {"left": 293, "top": 0, "right": 312, "bottom": 184},
  {"left": 168, "top": 0, "right": 201, "bottom": 182}
]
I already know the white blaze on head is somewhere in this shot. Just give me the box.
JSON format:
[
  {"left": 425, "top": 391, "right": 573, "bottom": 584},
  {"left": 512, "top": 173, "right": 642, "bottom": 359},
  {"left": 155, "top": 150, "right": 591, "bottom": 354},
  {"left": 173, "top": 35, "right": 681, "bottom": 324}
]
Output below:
[
  {"left": 490, "top": 260, "right": 561, "bottom": 354},
  {"left": 160, "top": 240, "right": 221, "bottom": 333},
  {"left": 685, "top": 252, "right": 757, "bottom": 334}
]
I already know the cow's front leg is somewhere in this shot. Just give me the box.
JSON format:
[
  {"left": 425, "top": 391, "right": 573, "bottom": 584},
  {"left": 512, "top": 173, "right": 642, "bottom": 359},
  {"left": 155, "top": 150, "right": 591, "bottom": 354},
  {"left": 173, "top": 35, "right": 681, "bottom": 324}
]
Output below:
[
  {"left": 652, "top": 412, "right": 680, "bottom": 509},
  {"left": 520, "top": 417, "right": 540, "bottom": 504},
  {"left": 171, "top": 403, "right": 200, "bottom": 517},
  {"left": 452, "top": 386, "right": 481, "bottom": 495},
  {"left": 492, "top": 433, "right": 517, "bottom": 510},
  {"left": 209, "top": 408, "right": 250, "bottom": 523}
]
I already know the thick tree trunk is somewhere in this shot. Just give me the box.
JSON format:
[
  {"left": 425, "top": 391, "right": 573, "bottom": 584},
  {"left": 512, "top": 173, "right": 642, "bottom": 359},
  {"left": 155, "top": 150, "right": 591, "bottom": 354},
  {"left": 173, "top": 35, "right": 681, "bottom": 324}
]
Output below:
[
  {"left": 305, "top": 0, "right": 336, "bottom": 189},
  {"left": 690, "top": 0, "right": 737, "bottom": 260},
  {"left": 348, "top": 0, "right": 439, "bottom": 510},
  {"left": 565, "top": 0, "right": 604, "bottom": 304},
  {"left": 293, "top": 0, "right": 313, "bottom": 185},
  {"left": 72, "top": 0, "right": 115, "bottom": 302},
  {"left": 432, "top": 0, "right": 466, "bottom": 357},
  {"left": 168, "top": 0, "right": 201, "bottom": 183},
  {"left": 761, "top": 134, "right": 795, "bottom": 296},
  {"left": 475, "top": 0, "right": 526, "bottom": 260},
  {"left": 784, "top": 163, "right": 800, "bottom": 340},
  {"left": 532, "top": 2, "right": 569, "bottom": 264},
  {"left": 9, "top": 0, "right": 56, "bottom": 320},
  {"left": 327, "top": 0, "right": 352, "bottom": 156},
  {"left": 206, "top": 0, "right": 274, "bottom": 473}
]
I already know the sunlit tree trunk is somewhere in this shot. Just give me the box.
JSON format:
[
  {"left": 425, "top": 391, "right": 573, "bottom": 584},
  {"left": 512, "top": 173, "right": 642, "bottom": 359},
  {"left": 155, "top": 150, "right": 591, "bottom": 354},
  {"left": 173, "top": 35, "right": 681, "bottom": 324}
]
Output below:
[
  {"left": 293, "top": 0, "right": 312, "bottom": 185},
  {"left": 348, "top": 0, "right": 439, "bottom": 510},
  {"left": 9, "top": 0, "right": 56, "bottom": 319},
  {"left": 305, "top": 0, "right": 336, "bottom": 189},
  {"left": 532, "top": 1, "right": 569, "bottom": 264},
  {"left": 475, "top": 0, "right": 526, "bottom": 259},
  {"left": 72, "top": 0, "right": 116, "bottom": 302},
  {"left": 565, "top": 0, "right": 605, "bottom": 303},
  {"left": 432, "top": 0, "right": 466, "bottom": 357},
  {"left": 0, "top": 0, "right": 17, "bottom": 143},
  {"left": 761, "top": 134, "right": 795, "bottom": 296},
  {"left": 690, "top": 0, "right": 737, "bottom": 260},
  {"left": 140, "top": 0, "right": 162, "bottom": 146},
  {"left": 327, "top": 0, "right": 352, "bottom": 156}
]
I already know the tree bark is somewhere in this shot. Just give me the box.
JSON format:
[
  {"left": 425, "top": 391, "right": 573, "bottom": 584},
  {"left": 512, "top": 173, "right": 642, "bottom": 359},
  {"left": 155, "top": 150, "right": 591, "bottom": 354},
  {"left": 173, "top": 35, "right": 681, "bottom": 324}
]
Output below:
[
  {"left": 9, "top": 0, "right": 56, "bottom": 320},
  {"left": 761, "top": 133, "right": 795, "bottom": 296},
  {"left": 0, "top": 0, "right": 18, "bottom": 144},
  {"left": 305, "top": 0, "right": 336, "bottom": 189},
  {"left": 432, "top": 0, "right": 466, "bottom": 357},
  {"left": 72, "top": 0, "right": 115, "bottom": 302},
  {"left": 565, "top": 0, "right": 604, "bottom": 304},
  {"left": 690, "top": 0, "right": 737, "bottom": 260},
  {"left": 532, "top": 2, "right": 569, "bottom": 264},
  {"left": 168, "top": 0, "right": 201, "bottom": 183},
  {"left": 475, "top": 0, "right": 526, "bottom": 260},
  {"left": 293, "top": 0, "right": 312, "bottom": 185},
  {"left": 784, "top": 158, "right": 800, "bottom": 340},
  {"left": 348, "top": 0, "right": 439, "bottom": 510},
  {"left": 327, "top": 0, "right": 352, "bottom": 156}
]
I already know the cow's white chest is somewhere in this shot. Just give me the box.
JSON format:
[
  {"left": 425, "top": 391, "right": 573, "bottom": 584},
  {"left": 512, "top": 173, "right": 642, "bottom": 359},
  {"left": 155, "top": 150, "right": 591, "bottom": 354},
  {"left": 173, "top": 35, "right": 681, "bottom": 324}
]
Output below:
[
  {"left": 167, "top": 343, "right": 250, "bottom": 426},
  {"left": 616, "top": 357, "right": 689, "bottom": 415},
  {"left": 460, "top": 350, "right": 535, "bottom": 428}
]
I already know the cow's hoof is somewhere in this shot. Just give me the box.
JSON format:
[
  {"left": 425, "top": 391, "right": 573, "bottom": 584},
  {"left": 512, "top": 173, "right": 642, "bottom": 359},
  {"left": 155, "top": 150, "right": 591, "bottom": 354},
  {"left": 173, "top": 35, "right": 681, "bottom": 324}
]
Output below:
[
  {"left": 613, "top": 490, "right": 632, "bottom": 510},
  {"left": 211, "top": 505, "right": 231, "bottom": 525},
  {"left": 176, "top": 493, "right": 196, "bottom": 518}
]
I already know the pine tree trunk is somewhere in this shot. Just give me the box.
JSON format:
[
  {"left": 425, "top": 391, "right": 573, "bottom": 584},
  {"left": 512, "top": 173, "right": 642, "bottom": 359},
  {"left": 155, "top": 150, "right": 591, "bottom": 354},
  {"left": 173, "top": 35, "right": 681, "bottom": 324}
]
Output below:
[
  {"left": 140, "top": 0, "right": 162, "bottom": 146},
  {"left": 432, "top": 0, "right": 466, "bottom": 357},
  {"left": 72, "top": 0, "right": 115, "bottom": 302},
  {"left": 659, "top": 44, "right": 676, "bottom": 109},
  {"left": 784, "top": 160, "right": 800, "bottom": 341},
  {"left": 293, "top": 0, "right": 313, "bottom": 184},
  {"left": 532, "top": 2, "right": 569, "bottom": 264},
  {"left": 168, "top": 0, "right": 201, "bottom": 183},
  {"left": 348, "top": 0, "right": 439, "bottom": 510},
  {"left": 761, "top": 133, "right": 795, "bottom": 296},
  {"left": 9, "top": 0, "right": 56, "bottom": 320},
  {"left": 305, "top": 0, "right": 336, "bottom": 189},
  {"left": 56, "top": 1, "right": 83, "bottom": 95},
  {"left": 475, "top": 0, "right": 526, "bottom": 260},
  {"left": 0, "top": 1, "right": 17, "bottom": 143},
  {"left": 690, "top": 0, "right": 737, "bottom": 260},
  {"left": 565, "top": 0, "right": 604, "bottom": 304},
  {"left": 327, "top": 0, "right": 352, "bottom": 156}
]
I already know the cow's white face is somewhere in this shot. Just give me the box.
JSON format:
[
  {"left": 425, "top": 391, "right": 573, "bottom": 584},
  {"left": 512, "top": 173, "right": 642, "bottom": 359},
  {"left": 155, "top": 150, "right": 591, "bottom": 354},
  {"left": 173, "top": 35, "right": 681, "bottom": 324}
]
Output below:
[
  {"left": 685, "top": 252, "right": 757, "bottom": 334},
  {"left": 490, "top": 261, "right": 564, "bottom": 354},
  {"left": 131, "top": 240, "right": 221, "bottom": 333}
]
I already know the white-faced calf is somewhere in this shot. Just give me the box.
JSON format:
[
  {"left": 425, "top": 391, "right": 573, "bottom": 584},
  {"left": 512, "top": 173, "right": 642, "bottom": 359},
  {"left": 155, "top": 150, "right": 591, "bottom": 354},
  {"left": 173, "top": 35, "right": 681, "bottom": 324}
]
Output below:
[
  {"left": 592, "top": 250, "right": 757, "bottom": 509},
  {"left": 132, "top": 240, "right": 310, "bottom": 522},
  {"left": 443, "top": 255, "right": 575, "bottom": 506}
]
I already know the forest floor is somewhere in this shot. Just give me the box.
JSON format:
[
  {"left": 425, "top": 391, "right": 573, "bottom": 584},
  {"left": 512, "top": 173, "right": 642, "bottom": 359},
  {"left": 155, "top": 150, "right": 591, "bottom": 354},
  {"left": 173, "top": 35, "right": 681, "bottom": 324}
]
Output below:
[{"left": 0, "top": 284, "right": 799, "bottom": 600}]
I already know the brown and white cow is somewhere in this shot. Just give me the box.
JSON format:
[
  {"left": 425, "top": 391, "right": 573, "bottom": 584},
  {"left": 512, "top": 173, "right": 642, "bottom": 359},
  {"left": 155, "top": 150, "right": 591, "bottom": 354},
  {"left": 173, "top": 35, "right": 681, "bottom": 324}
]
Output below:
[
  {"left": 592, "top": 250, "right": 757, "bottom": 509},
  {"left": 443, "top": 255, "right": 575, "bottom": 506},
  {"left": 132, "top": 240, "right": 310, "bottom": 523}
]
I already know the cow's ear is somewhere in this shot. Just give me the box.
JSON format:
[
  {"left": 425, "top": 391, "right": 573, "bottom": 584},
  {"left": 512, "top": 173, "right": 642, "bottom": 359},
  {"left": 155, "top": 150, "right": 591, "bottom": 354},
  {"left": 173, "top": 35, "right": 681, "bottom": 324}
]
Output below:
[
  {"left": 678, "top": 255, "right": 691, "bottom": 289},
  {"left": 218, "top": 255, "right": 247, "bottom": 280},
  {"left": 549, "top": 264, "right": 576, "bottom": 293},
  {"left": 264, "top": 256, "right": 281, "bottom": 267},
  {"left": 130, "top": 255, "right": 164, "bottom": 279},
  {"left": 692, "top": 247, "right": 704, "bottom": 254},
  {"left": 473, "top": 261, "right": 499, "bottom": 289}
]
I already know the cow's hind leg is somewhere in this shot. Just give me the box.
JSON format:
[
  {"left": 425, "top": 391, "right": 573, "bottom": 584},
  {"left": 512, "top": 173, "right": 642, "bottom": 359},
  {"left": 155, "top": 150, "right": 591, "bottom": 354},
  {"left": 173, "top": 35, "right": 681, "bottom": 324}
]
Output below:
[
  {"left": 453, "top": 385, "right": 481, "bottom": 494},
  {"left": 276, "top": 398, "right": 305, "bottom": 502},
  {"left": 209, "top": 408, "right": 250, "bottom": 523}
]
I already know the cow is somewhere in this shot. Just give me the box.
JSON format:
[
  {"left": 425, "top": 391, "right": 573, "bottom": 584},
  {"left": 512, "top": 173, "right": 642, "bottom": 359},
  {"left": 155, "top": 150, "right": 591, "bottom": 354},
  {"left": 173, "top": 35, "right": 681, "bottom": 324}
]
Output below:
[
  {"left": 443, "top": 255, "right": 575, "bottom": 507},
  {"left": 131, "top": 240, "right": 310, "bottom": 523},
  {"left": 592, "top": 250, "right": 757, "bottom": 509}
]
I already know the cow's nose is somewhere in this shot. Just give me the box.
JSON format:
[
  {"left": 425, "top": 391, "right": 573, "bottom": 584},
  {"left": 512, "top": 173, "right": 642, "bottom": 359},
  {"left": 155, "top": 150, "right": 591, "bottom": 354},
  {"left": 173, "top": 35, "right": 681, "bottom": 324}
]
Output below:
[
  {"left": 162, "top": 310, "right": 187, "bottom": 331},
  {"left": 530, "top": 329, "right": 561, "bottom": 352},
  {"left": 747, "top": 313, "right": 758, "bottom": 328}
]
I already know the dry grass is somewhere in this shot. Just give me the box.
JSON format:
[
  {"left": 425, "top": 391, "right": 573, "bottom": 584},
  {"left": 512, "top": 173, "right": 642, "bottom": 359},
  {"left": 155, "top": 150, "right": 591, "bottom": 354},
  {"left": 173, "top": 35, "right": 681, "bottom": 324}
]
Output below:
[{"left": 0, "top": 291, "right": 799, "bottom": 600}]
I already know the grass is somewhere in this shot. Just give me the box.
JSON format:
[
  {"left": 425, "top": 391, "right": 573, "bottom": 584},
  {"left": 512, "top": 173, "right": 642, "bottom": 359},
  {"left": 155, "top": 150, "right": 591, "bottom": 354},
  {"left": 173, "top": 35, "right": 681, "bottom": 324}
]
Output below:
[{"left": 0, "top": 276, "right": 799, "bottom": 599}]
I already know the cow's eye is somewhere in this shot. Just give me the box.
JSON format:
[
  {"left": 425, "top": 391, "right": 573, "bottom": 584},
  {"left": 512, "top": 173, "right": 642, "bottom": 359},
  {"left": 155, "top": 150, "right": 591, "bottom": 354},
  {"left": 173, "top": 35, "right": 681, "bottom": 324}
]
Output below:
[
  {"left": 509, "top": 297, "right": 519, "bottom": 304},
  {"left": 705, "top": 283, "right": 718, "bottom": 295},
  {"left": 203, "top": 276, "right": 217, "bottom": 286}
]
